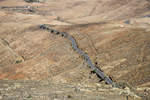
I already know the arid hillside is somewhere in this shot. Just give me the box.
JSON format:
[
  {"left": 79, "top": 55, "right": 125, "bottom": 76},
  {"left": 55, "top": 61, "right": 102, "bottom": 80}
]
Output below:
[{"left": 0, "top": 0, "right": 150, "bottom": 100}]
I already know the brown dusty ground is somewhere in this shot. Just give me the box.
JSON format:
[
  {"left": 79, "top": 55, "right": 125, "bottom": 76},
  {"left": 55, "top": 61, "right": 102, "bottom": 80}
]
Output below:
[{"left": 0, "top": 0, "right": 150, "bottom": 100}]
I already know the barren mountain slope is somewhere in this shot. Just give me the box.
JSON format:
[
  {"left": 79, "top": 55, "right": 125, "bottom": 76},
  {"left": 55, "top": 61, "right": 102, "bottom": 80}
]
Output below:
[
  {"left": 0, "top": 0, "right": 150, "bottom": 100},
  {"left": 0, "top": 0, "right": 150, "bottom": 24},
  {"left": 58, "top": 22, "right": 150, "bottom": 87}
]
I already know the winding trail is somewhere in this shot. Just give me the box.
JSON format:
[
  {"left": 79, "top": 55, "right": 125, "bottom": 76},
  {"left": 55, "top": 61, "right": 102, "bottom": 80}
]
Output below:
[{"left": 39, "top": 24, "right": 115, "bottom": 85}]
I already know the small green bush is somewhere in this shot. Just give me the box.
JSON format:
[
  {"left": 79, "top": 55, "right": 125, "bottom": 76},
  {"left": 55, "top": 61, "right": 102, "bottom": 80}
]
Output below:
[{"left": 15, "top": 60, "right": 22, "bottom": 64}]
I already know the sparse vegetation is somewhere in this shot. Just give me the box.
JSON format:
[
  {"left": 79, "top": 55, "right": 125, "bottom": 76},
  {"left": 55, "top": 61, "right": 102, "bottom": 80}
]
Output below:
[
  {"left": 115, "top": 82, "right": 133, "bottom": 89},
  {"left": 27, "top": 94, "right": 32, "bottom": 98},
  {"left": 15, "top": 60, "right": 22, "bottom": 64},
  {"left": 67, "top": 95, "right": 72, "bottom": 98},
  {"left": 0, "top": 0, "right": 150, "bottom": 100}
]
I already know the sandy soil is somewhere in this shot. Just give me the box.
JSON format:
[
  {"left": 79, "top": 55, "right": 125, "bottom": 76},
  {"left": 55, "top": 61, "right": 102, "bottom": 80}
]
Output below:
[{"left": 0, "top": 0, "right": 150, "bottom": 100}]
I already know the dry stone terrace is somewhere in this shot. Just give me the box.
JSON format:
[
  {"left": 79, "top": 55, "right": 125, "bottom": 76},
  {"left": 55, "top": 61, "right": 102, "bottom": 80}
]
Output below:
[{"left": 0, "top": 80, "right": 143, "bottom": 100}]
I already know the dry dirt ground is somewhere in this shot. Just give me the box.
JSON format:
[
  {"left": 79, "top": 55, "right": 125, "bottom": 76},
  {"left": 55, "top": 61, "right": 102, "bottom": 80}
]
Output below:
[{"left": 0, "top": 0, "right": 150, "bottom": 100}]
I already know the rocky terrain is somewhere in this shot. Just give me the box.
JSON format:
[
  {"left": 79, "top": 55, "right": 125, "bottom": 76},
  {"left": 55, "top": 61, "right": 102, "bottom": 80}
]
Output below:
[{"left": 0, "top": 0, "right": 150, "bottom": 100}]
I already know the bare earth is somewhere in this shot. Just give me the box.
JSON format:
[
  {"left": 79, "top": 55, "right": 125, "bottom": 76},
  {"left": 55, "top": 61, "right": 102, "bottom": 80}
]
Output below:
[{"left": 0, "top": 0, "right": 150, "bottom": 100}]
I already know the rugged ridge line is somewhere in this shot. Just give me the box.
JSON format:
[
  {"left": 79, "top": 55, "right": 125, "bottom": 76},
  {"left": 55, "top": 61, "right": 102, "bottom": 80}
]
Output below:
[{"left": 39, "top": 24, "right": 115, "bottom": 86}]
